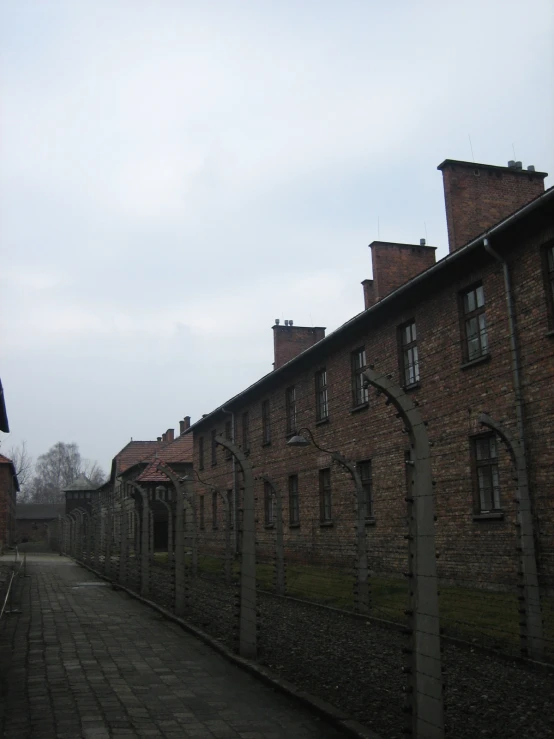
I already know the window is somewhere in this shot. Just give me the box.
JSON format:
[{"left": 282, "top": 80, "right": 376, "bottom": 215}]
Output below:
[
  {"left": 227, "top": 490, "right": 234, "bottom": 529},
  {"left": 319, "top": 468, "right": 332, "bottom": 523},
  {"left": 242, "top": 412, "right": 250, "bottom": 452},
  {"left": 473, "top": 435, "right": 501, "bottom": 512},
  {"left": 357, "top": 460, "right": 373, "bottom": 518},
  {"left": 315, "top": 369, "right": 329, "bottom": 421},
  {"left": 286, "top": 386, "right": 297, "bottom": 435},
  {"left": 212, "top": 491, "right": 218, "bottom": 529},
  {"left": 211, "top": 429, "right": 217, "bottom": 466},
  {"left": 264, "top": 480, "right": 275, "bottom": 526},
  {"left": 543, "top": 243, "right": 554, "bottom": 327},
  {"left": 199, "top": 496, "right": 205, "bottom": 530},
  {"left": 224, "top": 420, "right": 232, "bottom": 460},
  {"left": 399, "top": 321, "right": 419, "bottom": 386},
  {"left": 262, "top": 400, "right": 271, "bottom": 444},
  {"left": 461, "top": 284, "right": 489, "bottom": 361},
  {"left": 198, "top": 436, "right": 204, "bottom": 471},
  {"left": 351, "top": 347, "right": 369, "bottom": 406},
  {"left": 288, "top": 475, "right": 299, "bottom": 525}
]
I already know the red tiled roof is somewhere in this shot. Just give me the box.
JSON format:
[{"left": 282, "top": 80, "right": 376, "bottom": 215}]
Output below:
[
  {"left": 157, "top": 434, "right": 193, "bottom": 464},
  {"left": 135, "top": 461, "right": 172, "bottom": 484},
  {"left": 114, "top": 440, "right": 165, "bottom": 474},
  {"left": 0, "top": 454, "right": 13, "bottom": 464},
  {"left": 114, "top": 435, "right": 193, "bottom": 481}
]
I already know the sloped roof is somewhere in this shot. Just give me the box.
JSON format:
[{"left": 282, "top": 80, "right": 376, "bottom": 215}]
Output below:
[
  {"left": 157, "top": 434, "right": 193, "bottom": 463},
  {"left": 188, "top": 185, "right": 554, "bottom": 433},
  {"left": 63, "top": 475, "right": 96, "bottom": 492},
  {"left": 0, "top": 453, "right": 20, "bottom": 492},
  {"left": 135, "top": 461, "right": 172, "bottom": 484},
  {"left": 114, "top": 440, "right": 165, "bottom": 475},
  {"left": 120, "top": 434, "right": 193, "bottom": 482},
  {"left": 16, "top": 503, "right": 65, "bottom": 520},
  {"left": 0, "top": 379, "right": 9, "bottom": 433}
]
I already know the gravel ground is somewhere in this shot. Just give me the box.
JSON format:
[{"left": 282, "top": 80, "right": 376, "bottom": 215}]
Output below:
[{"left": 82, "top": 558, "right": 554, "bottom": 739}]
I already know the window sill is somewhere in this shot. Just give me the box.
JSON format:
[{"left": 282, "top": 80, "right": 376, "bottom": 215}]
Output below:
[
  {"left": 460, "top": 353, "right": 491, "bottom": 371},
  {"left": 262, "top": 441, "right": 272, "bottom": 448},
  {"left": 403, "top": 382, "right": 421, "bottom": 393},
  {"left": 365, "top": 517, "right": 376, "bottom": 526},
  {"left": 315, "top": 417, "right": 330, "bottom": 427},
  {"left": 264, "top": 523, "right": 275, "bottom": 530},
  {"left": 473, "top": 511, "right": 504, "bottom": 521},
  {"left": 320, "top": 520, "right": 334, "bottom": 528},
  {"left": 546, "top": 330, "right": 554, "bottom": 338},
  {"left": 350, "top": 402, "right": 369, "bottom": 414},
  {"left": 289, "top": 522, "right": 300, "bottom": 529}
]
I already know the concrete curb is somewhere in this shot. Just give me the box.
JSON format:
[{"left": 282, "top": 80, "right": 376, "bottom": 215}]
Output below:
[{"left": 75, "top": 559, "right": 382, "bottom": 739}]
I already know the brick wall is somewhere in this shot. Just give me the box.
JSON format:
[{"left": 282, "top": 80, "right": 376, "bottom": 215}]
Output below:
[
  {"left": 370, "top": 241, "right": 437, "bottom": 302},
  {"left": 438, "top": 160, "right": 546, "bottom": 252},
  {"left": 273, "top": 325, "right": 326, "bottom": 369},
  {"left": 0, "top": 465, "right": 17, "bottom": 553},
  {"left": 190, "top": 206, "right": 554, "bottom": 590}
]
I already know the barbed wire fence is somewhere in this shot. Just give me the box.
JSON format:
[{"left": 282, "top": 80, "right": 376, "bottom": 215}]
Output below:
[{"left": 46, "top": 270, "right": 554, "bottom": 739}]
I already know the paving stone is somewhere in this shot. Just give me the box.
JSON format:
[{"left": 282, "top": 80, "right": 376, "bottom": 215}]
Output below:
[{"left": 0, "top": 556, "right": 349, "bottom": 739}]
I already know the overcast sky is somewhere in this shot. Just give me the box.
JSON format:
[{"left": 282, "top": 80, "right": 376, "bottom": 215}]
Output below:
[{"left": 1, "top": 0, "right": 552, "bottom": 475}]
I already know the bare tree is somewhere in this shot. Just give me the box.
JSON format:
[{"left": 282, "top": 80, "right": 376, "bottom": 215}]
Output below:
[
  {"left": 25, "top": 442, "right": 106, "bottom": 503},
  {"left": 81, "top": 459, "right": 106, "bottom": 487},
  {"left": 8, "top": 441, "right": 34, "bottom": 501}
]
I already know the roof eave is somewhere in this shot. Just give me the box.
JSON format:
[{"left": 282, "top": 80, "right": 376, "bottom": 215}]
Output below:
[{"left": 187, "top": 186, "right": 554, "bottom": 434}]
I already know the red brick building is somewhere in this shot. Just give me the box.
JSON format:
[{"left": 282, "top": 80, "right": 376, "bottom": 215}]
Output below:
[
  {"left": 186, "top": 158, "right": 554, "bottom": 590},
  {"left": 100, "top": 420, "right": 194, "bottom": 550},
  {"left": 0, "top": 454, "right": 19, "bottom": 553}
]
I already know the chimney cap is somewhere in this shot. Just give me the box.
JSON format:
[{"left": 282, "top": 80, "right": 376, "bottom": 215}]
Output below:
[
  {"left": 437, "top": 159, "right": 547, "bottom": 178},
  {"left": 527, "top": 165, "right": 535, "bottom": 172},
  {"left": 420, "top": 238, "right": 426, "bottom": 246},
  {"left": 275, "top": 318, "right": 280, "bottom": 325}
]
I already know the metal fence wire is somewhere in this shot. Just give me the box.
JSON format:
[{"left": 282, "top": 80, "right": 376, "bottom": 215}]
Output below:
[{"left": 47, "top": 365, "right": 554, "bottom": 739}]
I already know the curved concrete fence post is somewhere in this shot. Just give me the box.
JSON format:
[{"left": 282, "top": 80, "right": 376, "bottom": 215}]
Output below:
[
  {"left": 479, "top": 413, "right": 544, "bottom": 661},
  {"left": 287, "top": 428, "right": 369, "bottom": 614},
  {"left": 118, "top": 479, "right": 128, "bottom": 584},
  {"left": 155, "top": 487, "right": 174, "bottom": 578},
  {"left": 364, "top": 367, "right": 444, "bottom": 739},
  {"left": 215, "top": 434, "right": 257, "bottom": 660},
  {"left": 155, "top": 462, "right": 198, "bottom": 613},
  {"left": 259, "top": 476, "right": 285, "bottom": 596},
  {"left": 126, "top": 480, "right": 151, "bottom": 598}
]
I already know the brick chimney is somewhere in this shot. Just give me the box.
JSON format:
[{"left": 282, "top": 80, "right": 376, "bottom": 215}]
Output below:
[
  {"left": 179, "top": 416, "right": 191, "bottom": 435},
  {"left": 166, "top": 428, "right": 174, "bottom": 443},
  {"left": 363, "top": 241, "right": 436, "bottom": 308},
  {"left": 438, "top": 159, "right": 547, "bottom": 253},
  {"left": 273, "top": 321, "right": 326, "bottom": 370}
]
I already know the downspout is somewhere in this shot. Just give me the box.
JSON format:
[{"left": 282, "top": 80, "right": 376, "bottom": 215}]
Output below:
[
  {"left": 222, "top": 406, "right": 238, "bottom": 554},
  {"left": 483, "top": 236, "right": 544, "bottom": 659},
  {"left": 483, "top": 237, "right": 525, "bottom": 442}
]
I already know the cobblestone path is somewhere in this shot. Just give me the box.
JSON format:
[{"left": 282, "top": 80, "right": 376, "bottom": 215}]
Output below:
[{"left": 0, "top": 555, "right": 349, "bottom": 739}]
